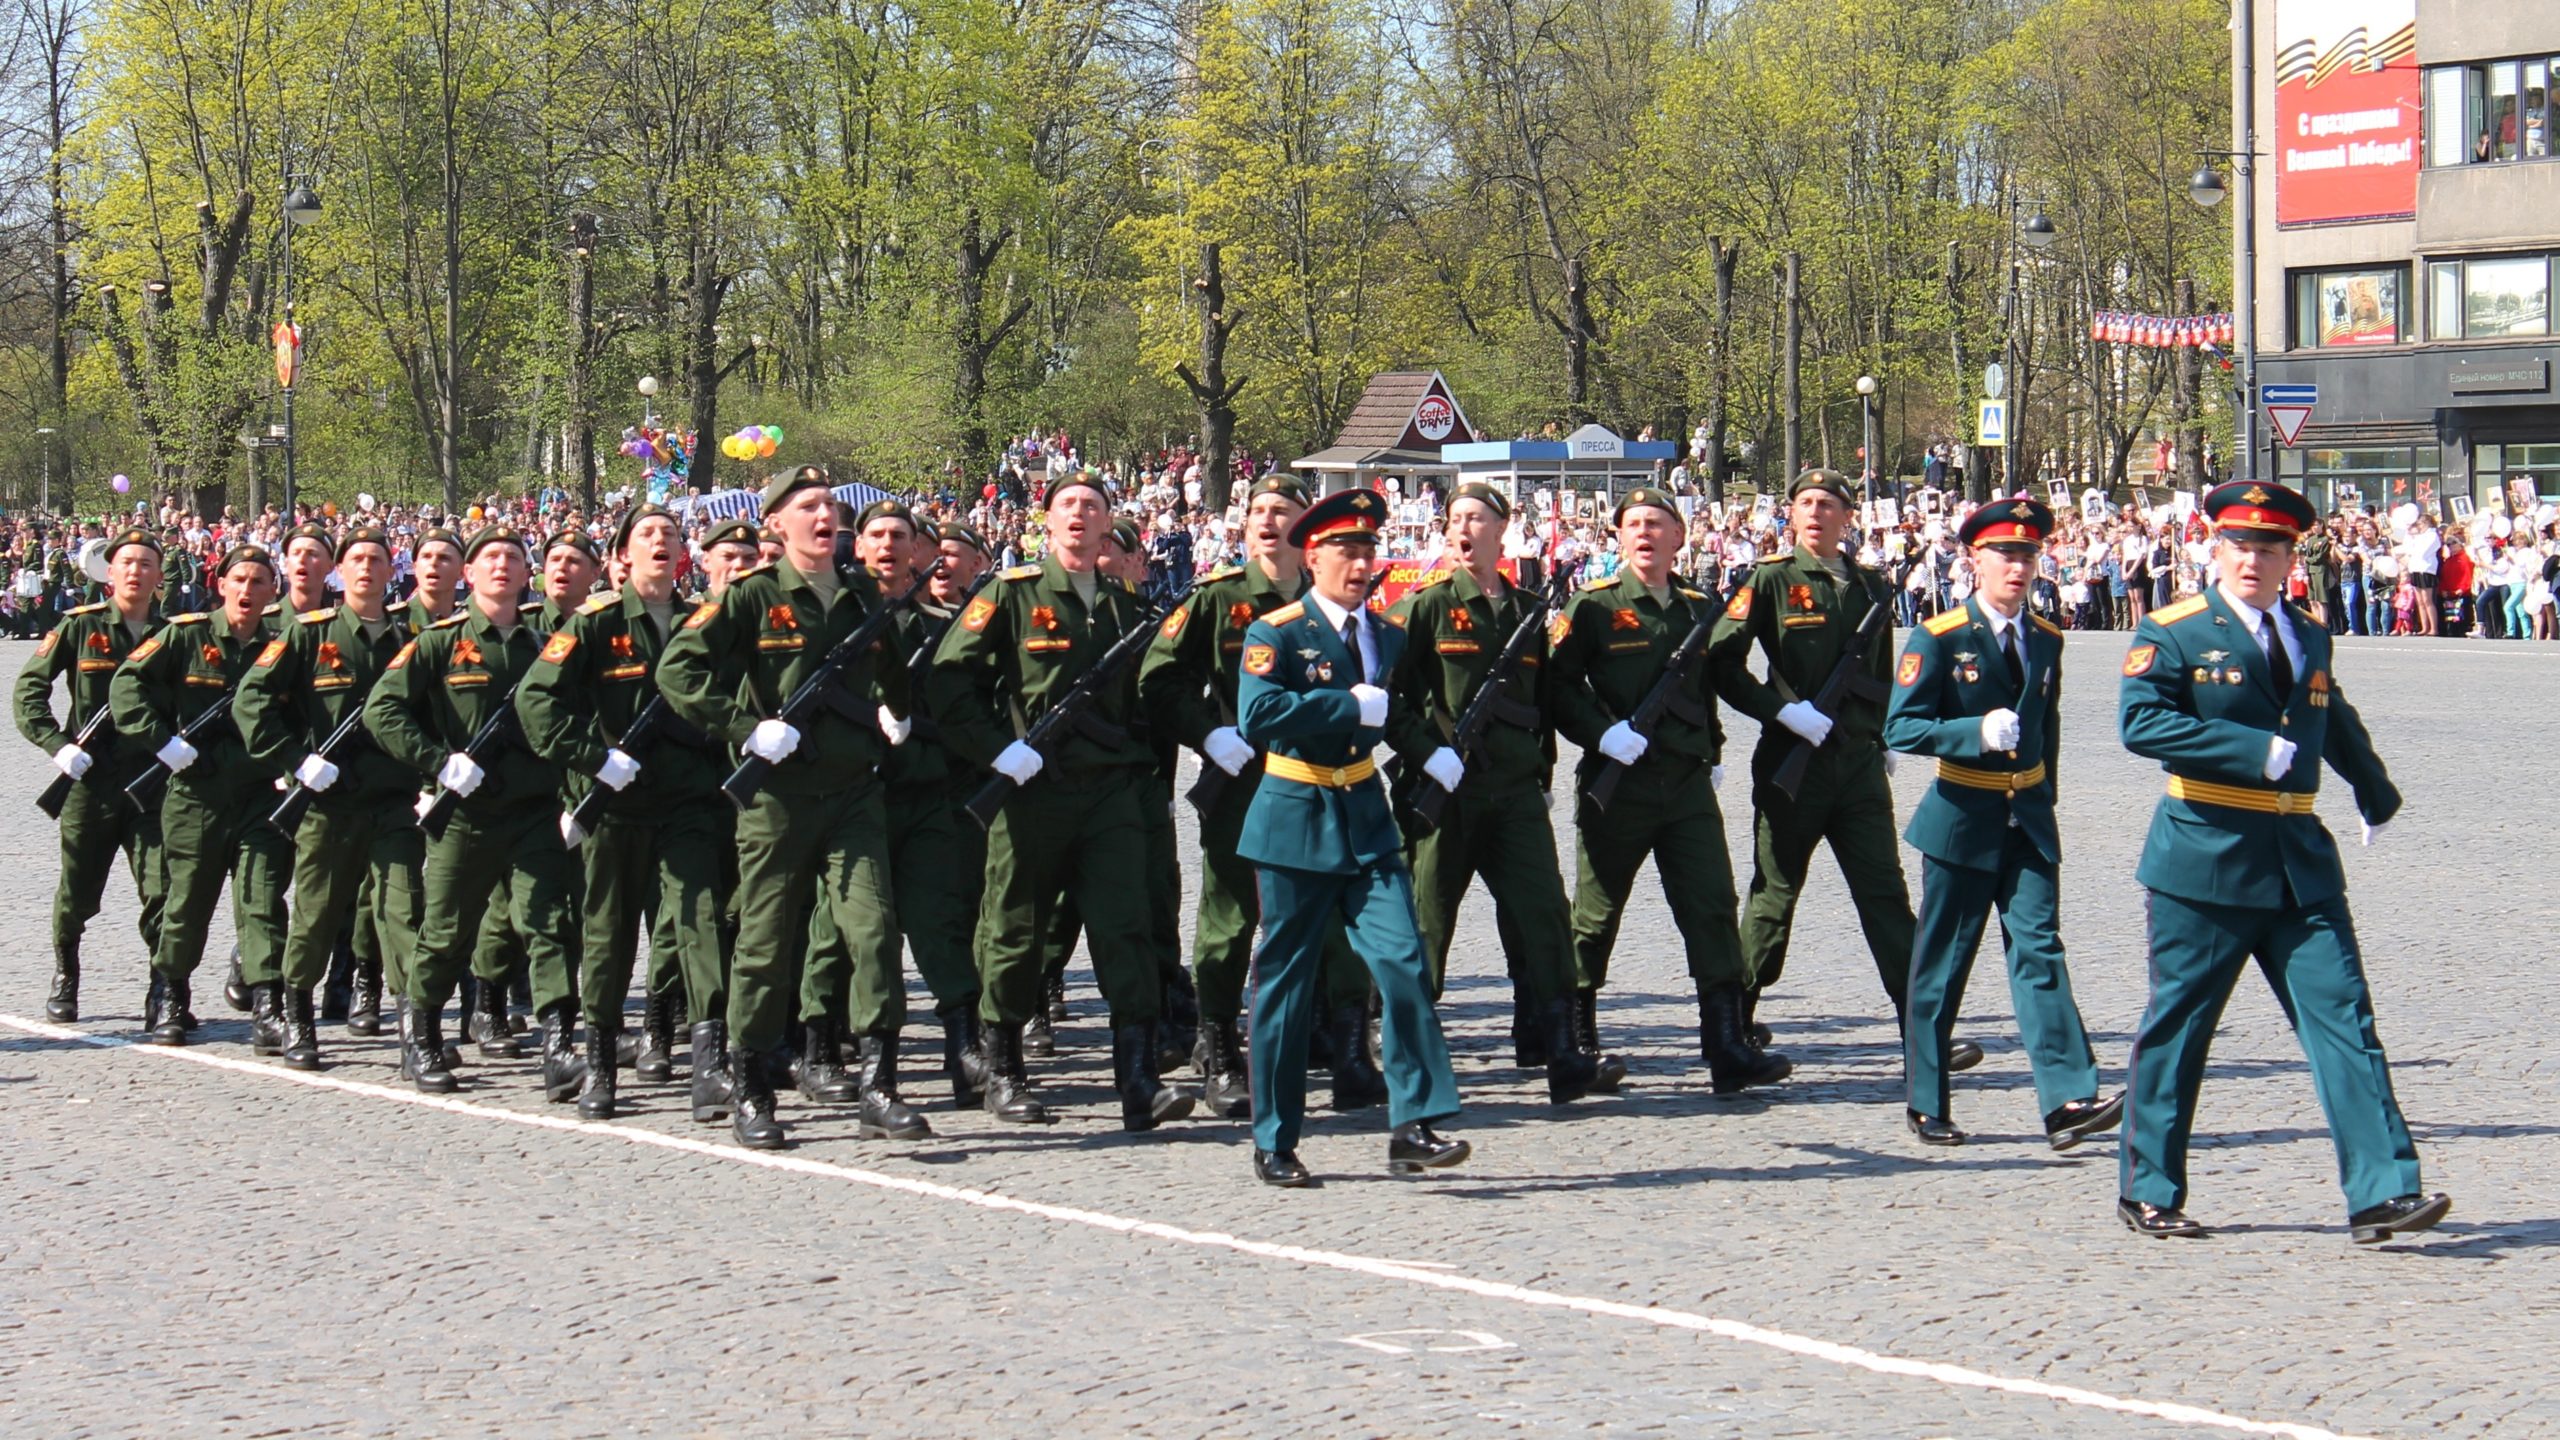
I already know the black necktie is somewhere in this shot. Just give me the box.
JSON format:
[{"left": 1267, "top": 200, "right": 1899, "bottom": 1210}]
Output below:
[
  {"left": 2264, "top": 610, "right": 2292, "bottom": 696},
  {"left": 1341, "top": 615, "right": 1364, "bottom": 684},
  {"left": 2000, "top": 623, "right": 2022, "bottom": 682}
]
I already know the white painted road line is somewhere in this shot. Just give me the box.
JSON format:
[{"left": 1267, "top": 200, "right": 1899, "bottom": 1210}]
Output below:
[{"left": 0, "top": 1011, "right": 2379, "bottom": 1440}]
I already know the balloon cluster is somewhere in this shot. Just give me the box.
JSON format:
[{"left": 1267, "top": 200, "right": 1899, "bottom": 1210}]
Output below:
[
  {"left": 618, "top": 424, "right": 695, "bottom": 503},
  {"left": 721, "top": 425, "right": 782, "bottom": 462}
]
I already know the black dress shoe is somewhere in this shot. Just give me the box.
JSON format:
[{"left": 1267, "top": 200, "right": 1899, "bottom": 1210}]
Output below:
[
  {"left": 2117, "top": 1197, "right": 2206, "bottom": 1238},
  {"left": 2348, "top": 1192, "right": 2451, "bottom": 1245},
  {"left": 1906, "top": 1109, "right": 1966, "bottom": 1146},
  {"left": 2044, "top": 1094, "right": 2125, "bottom": 1152},
  {"left": 1948, "top": 1039, "right": 1985, "bottom": 1072},
  {"left": 1254, "top": 1149, "right": 1313, "bottom": 1188},
  {"left": 1387, "top": 1122, "right": 1471, "bottom": 1174}
]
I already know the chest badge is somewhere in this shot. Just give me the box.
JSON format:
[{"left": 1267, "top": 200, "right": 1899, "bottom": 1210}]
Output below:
[{"left": 1788, "top": 583, "right": 1816, "bottom": 612}]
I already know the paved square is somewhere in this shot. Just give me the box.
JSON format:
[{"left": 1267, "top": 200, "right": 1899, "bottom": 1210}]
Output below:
[{"left": 2, "top": 633, "right": 2552, "bottom": 1437}]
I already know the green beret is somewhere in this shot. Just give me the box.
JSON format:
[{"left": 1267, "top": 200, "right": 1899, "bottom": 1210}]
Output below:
[
  {"left": 1612, "top": 487, "right": 1683, "bottom": 527},
  {"left": 104, "top": 527, "right": 162, "bottom": 563},
  {"left": 217, "top": 543, "right": 275, "bottom": 576},
  {"left": 464, "top": 524, "right": 530, "bottom": 562},
  {"left": 761, "top": 464, "right": 832, "bottom": 514},
  {"left": 1789, "top": 469, "right": 1857, "bottom": 505},
  {"left": 1044, "top": 471, "right": 1110, "bottom": 507},
  {"left": 282, "top": 522, "right": 334, "bottom": 553},
  {"left": 1450, "top": 482, "right": 1510, "bottom": 521},
  {"left": 702, "top": 518, "right": 760, "bottom": 550},
  {"left": 1109, "top": 518, "right": 1144, "bottom": 553},
  {"left": 936, "top": 521, "right": 991, "bottom": 556},
  {"left": 543, "top": 529, "right": 601, "bottom": 564},
  {"left": 415, "top": 526, "right": 464, "bottom": 556},
  {"left": 854, "top": 498, "right": 918, "bottom": 533},
  {"left": 1246, "top": 473, "right": 1310, "bottom": 507},
  {"left": 611, "top": 505, "right": 677, "bottom": 552},
  {"left": 337, "top": 525, "right": 393, "bottom": 562}
]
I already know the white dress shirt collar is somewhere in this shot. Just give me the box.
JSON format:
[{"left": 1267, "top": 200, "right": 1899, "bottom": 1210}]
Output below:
[{"left": 2218, "top": 583, "right": 2301, "bottom": 660}]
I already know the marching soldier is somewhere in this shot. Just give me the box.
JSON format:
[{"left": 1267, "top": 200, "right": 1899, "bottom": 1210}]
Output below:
[
  {"left": 1141, "top": 473, "right": 1383, "bottom": 1116},
  {"left": 1548, "top": 488, "right": 1784, "bottom": 1092},
  {"left": 16, "top": 526, "right": 167, "bottom": 1024},
  {"left": 237, "top": 525, "right": 422, "bottom": 1064},
  {"left": 110, "top": 545, "right": 285, "bottom": 1047},
  {"left": 519, "top": 505, "right": 734, "bottom": 1122},
  {"left": 404, "top": 527, "right": 465, "bottom": 634},
  {"left": 1882, "top": 499, "right": 2118, "bottom": 1149},
  {"left": 657, "top": 466, "right": 925, "bottom": 1150},
  {"left": 1235, "top": 488, "right": 1467, "bottom": 1186},
  {"left": 2114, "top": 480, "right": 2446, "bottom": 1243},
  {"left": 1707, "top": 469, "right": 1980, "bottom": 1073},
  {"left": 363, "top": 524, "right": 585, "bottom": 1100},
  {"left": 698, "top": 518, "right": 761, "bottom": 595},
  {"left": 926, "top": 473, "right": 1197, "bottom": 1132},
  {"left": 1386, "top": 482, "right": 1604, "bottom": 1103},
  {"left": 877, "top": 517, "right": 996, "bottom": 1108}
]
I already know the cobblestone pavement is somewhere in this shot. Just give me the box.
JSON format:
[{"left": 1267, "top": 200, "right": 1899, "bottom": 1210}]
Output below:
[{"left": 2, "top": 632, "right": 2553, "bottom": 1438}]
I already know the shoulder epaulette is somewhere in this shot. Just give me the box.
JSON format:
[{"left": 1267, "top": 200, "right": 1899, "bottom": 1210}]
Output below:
[
  {"left": 2032, "top": 613, "right": 2063, "bottom": 637},
  {"left": 261, "top": 601, "right": 285, "bottom": 616},
  {"left": 65, "top": 601, "right": 106, "bottom": 616},
  {"left": 1264, "top": 601, "right": 1306, "bottom": 626},
  {"left": 1755, "top": 555, "right": 1789, "bottom": 566},
  {"left": 1200, "top": 565, "right": 1242, "bottom": 584},
  {"left": 429, "top": 611, "right": 470, "bottom": 630},
  {"left": 578, "top": 590, "right": 620, "bottom": 615},
  {"left": 1923, "top": 609, "right": 1969, "bottom": 636},
  {"left": 1579, "top": 574, "right": 1616, "bottom": 591},
  {"left": 1410, "top": 568, "right": 1452, "bottom": 590},
  {"left": 299, "top": 606, "right": 337, "bottom": 624},
  {"left": 1676, "top": 585, "right": 1706, "bottom": 601},
  {"left": 169, "top": 612, "right": 208, "bottom": 625},
  {"left": 2151, "top": 596, "right": 2209, "bottom": 625},
  {"left": 1001, "top": 564, "right": 1042, "bottom": 582}
]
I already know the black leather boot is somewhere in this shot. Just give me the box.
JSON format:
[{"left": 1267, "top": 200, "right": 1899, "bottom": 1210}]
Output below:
[
  {"left": 44, "top": 944, "right": 78, "bottom": 1022},
  {"left": 1541, "top": 997, "right": 1597, "bottom": 1104},
  {"left": 1045, "top": 970, "right": 1069, "bottom": 1022},
  {"left": 1575, "top": 988, "right": 1627, "bottom": 1092},
  {"left": 281, "top": 987, "right": 322, "bottom": 1072},
  {"left": 143, "top": 974, "right": 188, "bottom": 1045},
  {"left": 249, "top": 980, "right": 287, "bottom": 1056},
  {"left": 1114, "top": 1023, "right": 1197, "bottom": 1133},
  {"left": 689, "top": 1020, "right": 734, "bottom": 1123},
  {"left": 1158, "top": 969, "right": 1201, "bottom": 1075},
  {"left": 1512, "top": 992, "right": 1549, "bottom": 1069},
  {"left": 730, "top": 1045, "right": 786, "bottom": 1149},
  {"left": 1195, "top": 1017, "right": 1251, "bottom": 1119},
  {"left": 1742, "top": 985, "right": 1772, "bottom": 1050},
  {"left": 937, "top": 1004, "right": 986, "bottom": 1110},
  {"left": 347, "top": 953, "right": 383, "bottom": 1037},
  {"left": 578, "top": 1026, "right": 618, "bottom": 1119},
  {"left": 539, "top": 1003, "right": 587, "bottom": 1102},
  {"left": 320, "top": 938, "right": 355, "bottom": 1023},
  {"left": 222, "top": 953, "right": 251, "bottom": 1013},
  {"left": 470, "top": 976, "right": 520, "bottom": 1059},
  {"left": 634, "top": 990, "right": 677, "bottom": 1084},
  {"left": 1021, "top": 1005, "right": 1056, "bottom": 1058},
  {"left": 1700, "top": 986, "right": 1792, "bottom": 1093},
  {"left": 854, "top": 1034, "right": 932, "bottom": 1140},
  {"left": 796, "top": 1017, "right": 858, "bottom": 1104},
  {"left": 1306, "top": 1006, "right": 1338, "bottom": 1070},
  {"left": 1326, "top": 1004, "right": 1388, "bottom": 1111},
  {"left": 980, "top": 1021, "right": 1050, "bottom": 1124},
  {"left": 403, "top": 1000, "right": 458, "bottom": 1094}
]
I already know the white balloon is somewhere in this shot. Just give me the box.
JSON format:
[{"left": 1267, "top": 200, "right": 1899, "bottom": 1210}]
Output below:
[
  {"left": 2493, "top": 515, "right": 2514, "bottom": 539},
  {"left": 2390, "top": 502, "right": 2419, "bottom": 533},
  {"left": 357, "top": 492, "right": 377, "bottom": 513}
]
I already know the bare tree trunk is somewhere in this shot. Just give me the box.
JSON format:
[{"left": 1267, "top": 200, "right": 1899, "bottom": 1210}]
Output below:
[
  {"left": 40, "top": 0, "right": 80, "bottom": 511},
  {"left": 1702, "top": 238, "right": 1738, "bottom": 503},
  {"left": 568, "top": 215, "right": 598, "bottom": 513},
  {"left": 1174, "top": 242, "right": 1245, "bottom": 513},
  {"left": 955, "top": 208, "right": 1033, "bottom": 477},
  {"left": 1782, "top": 251, "right": 1802, "bottom": 484}
]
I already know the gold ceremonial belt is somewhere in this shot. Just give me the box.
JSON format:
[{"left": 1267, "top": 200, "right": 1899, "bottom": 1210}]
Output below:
[
  {"left": 1263, "top": 753, "right": 1377, "bottom": 788},
  {"left": 2167, "top": 776, "right": 2316, "bottom": 815},
  {"left": 1936, "top": 760, "right": 2047, "bottom": 793}
]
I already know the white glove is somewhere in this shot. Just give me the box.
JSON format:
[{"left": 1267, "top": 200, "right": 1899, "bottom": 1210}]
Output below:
[
  {"left": 1596, "top": 720, "right": 1648, "bottom": 766},
  {"left": 993, "top": 740, "right": 1045, "bottom": 785},
  {"left": 51, "top": 743, "right": 92, "bottom": 779},
  {"left": 2264, "top": 735, "right": 2298, "bottom": 781},
  {"left": 746, "top": 718, "right": 800, "bottom": 763},
  {"left": 560, "top": 812, "right": 588, "bottom": 847},
  {"left": 1711, "top": 764, "right": 1726, "bottom": 790},
  {"left": 1423, "top": 746, "right": 1465, "bottom": 792},
  {"left": 295, "top": 753, "right": 339, "bottom": 792},
  {"left": 597, "top": 747, "right": 640, "bottom": 790},
  {"left": 1775, "top": 699, "right": 1833, "bottom": 746},
  {"left": 413, "top": 791, "right": 437, "bottom": 821},
  {"left": 2361, "top": 819, "right": 2386, "bottom": 847},
  {"left": 1882, "top": 750, "right": 1898, "bottom": 777},
  {"left": 1203, "top": 725, "right": 1254, "bottom": 777},
  {"left": 1980, "top": 708, "right": 2022, "bottom": 752},
  {"left": 877, "top": 705, "right": 912, "bottom": 747},
  {"left": 1349, "top": 683, "right": 1389, "bottom": 729},
  {"left": 155, "top": 736, "right": 198, "bottom": 773},
  {"left": 437, "top": 751, "right": 485, "bottom": 796}
]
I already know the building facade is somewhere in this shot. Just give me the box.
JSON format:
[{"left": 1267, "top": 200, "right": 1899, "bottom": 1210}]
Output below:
[{"left": 2253, "top": 0, "right": 2560, "bottom": 520}]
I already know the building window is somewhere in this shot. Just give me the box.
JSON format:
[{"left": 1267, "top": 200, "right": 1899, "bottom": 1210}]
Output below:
[
  {"left": 2277, "top": 445, "right": 2442, "bottom": 518},
  {"left": 2426, "top": 255, "right": 2554, "bottom": 339},
  {"left": 2291, "top": 266, "right": 2407, "bottom": 348},
  {"left": 2427, "top": 57, "right": 2556, "bottom": 165},
  {"left": 2477, "top": 443, "right": 2560, "bottom": 515}
]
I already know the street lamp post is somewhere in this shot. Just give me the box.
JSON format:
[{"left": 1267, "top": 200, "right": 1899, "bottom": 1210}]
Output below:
[
  {"left": 278, "top": 180, "right": 323, "bottom": 521},
  {"left": 34, "top": 426, "right": 55, "bottom": 512},
  {"left": 638, "top": 375, "right": 658, "bottom": 430},
  {"left": 2003, "top": 197, "right": 2059, "bottom": 500},
  {"left": 1855, "top": 375, "right": 1881, "bottom": 503},
  {"left": 2189, "top": 147, "right": 2261, "bottom": 480}
]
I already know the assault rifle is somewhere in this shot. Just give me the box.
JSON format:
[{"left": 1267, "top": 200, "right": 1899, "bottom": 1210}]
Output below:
[
  {"left": 1583, "top": 602, "right": 1716, "bottom": 813},
  {"left": 719, "top": 556, "right": 947, "bottom": 811},
  {"left": 1767, "top": 579, "right": 1893, "bottom": 801},
  {"left": 964, "top": 583, "right": 1190, "bottom": 830},
  {"left": 1406, "top": 598, "right": 1546, "bottom": 832}
]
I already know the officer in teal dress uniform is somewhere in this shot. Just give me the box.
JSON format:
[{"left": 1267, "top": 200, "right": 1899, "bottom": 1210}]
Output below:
[
  {"left": 1235, "top": 488, "right": 1467, "bottom": 1188},
  {"left": 1884, "top": 498, "right": 2118, "bottom": 1150},
  {"left": 2114, "top": 478, "right": 2449, "bottom": 1244}
]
